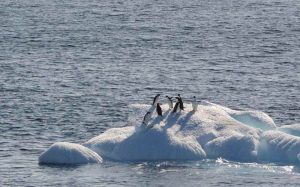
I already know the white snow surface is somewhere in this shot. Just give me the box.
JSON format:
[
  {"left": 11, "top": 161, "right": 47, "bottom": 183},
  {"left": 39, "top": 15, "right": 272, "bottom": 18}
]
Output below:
[
  {"left": 41, "top": 102, "right": 300, "bottom": 164},
  {"left": 83, "top": 101, "right": 299, "bottom": 163},
  {"left": 278, "top": 124, "right": 300, "bottom": 137},
  {"left": 258, "top": 130, "right": 300, "bottom": 163},
  {"left": 39, "top": 142, "right": 102, "bottom": 165}
]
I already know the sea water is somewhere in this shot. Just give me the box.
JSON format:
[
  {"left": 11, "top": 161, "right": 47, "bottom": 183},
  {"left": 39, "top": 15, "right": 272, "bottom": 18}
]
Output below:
[{"left": 0, "top": 0, "right": 299, "bottom": 186}]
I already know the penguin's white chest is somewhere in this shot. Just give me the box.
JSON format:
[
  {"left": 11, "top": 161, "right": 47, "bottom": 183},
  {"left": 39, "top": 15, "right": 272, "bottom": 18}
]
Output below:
[
  {"left": 192, "top": 101, "right": 198, "bottom": 111},
  {"left": 167, "top": 100, "right": 173, "bottom": 109}
]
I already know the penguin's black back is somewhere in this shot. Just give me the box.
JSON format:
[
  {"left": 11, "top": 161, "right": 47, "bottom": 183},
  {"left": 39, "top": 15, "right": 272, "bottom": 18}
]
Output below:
[
  {"left": 152, "top": 94, "right": 160, "bottom": 105},
  {"left": 176, "top": 96, "right": 184, "bottom": 110},
  {"left": 172, "top": 102, "right": 180, "bottom": 113},
  {"left": 166, "top": 96, "right": 173, "bottom": 100},
  {"left": 176, "top": 96, "right": 182, "bottom": 102},
  {"left": 179, "top": 101, "right": 184, "bottom": 110},
  {"left": 157, "top": 103, "right": 162, "bottom": 116}
]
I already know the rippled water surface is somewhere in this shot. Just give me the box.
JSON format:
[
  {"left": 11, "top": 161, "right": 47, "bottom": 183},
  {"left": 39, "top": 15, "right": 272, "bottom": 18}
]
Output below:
[{"left": 1, "top": 0, "right": 300, "bottom": 186}]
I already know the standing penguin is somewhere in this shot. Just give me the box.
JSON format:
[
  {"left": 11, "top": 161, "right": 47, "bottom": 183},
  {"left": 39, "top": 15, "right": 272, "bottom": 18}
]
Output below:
[
  {"left": 172, "top": 101, "right": 180, "bottom": 113},
  {"left": 165, "top": 96, "right": 173, "bottom": 109},
  {"left": 142, "top": 112, "right": 152, "bottom": 125},
  {"left": 192, "top": 96, "right": 198, "bottom": 112},
  {"left": 156, "top": 103, "right": 162, "bottom": 116},
  {"left": 152, "top": 94, "right": 160, "bottom": 106},
  {"left": 176, "top": 94, "right": 184, "bottom": 110}
]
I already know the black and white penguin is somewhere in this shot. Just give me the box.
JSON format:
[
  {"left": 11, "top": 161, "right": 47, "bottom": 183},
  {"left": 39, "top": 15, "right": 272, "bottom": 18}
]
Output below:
[
  {"left": 165, "top": 96, "right": 173, "bottom": 109},
  {"left": 156, "top": 103, "right": 162, "bottom": 116},
  {"left": 175, "top": 94, "right": 184, "bottom": 110},
  {"left": 172, "top": 101, "right": 180, "bottom": 113},
  {"left": 152, "top": 94, "right": 160, "bottom": 106},
  {"left": 142, "top": 112, "right": 152, "bottom": 125},
  {"left": 192, "top": 96, "right": 198, "bottom": 111}
]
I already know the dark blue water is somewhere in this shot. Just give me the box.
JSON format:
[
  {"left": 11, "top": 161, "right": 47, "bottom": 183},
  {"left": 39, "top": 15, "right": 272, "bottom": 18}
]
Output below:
[{"left": 1, "top": 0, "right": 299, "bottom": 186}]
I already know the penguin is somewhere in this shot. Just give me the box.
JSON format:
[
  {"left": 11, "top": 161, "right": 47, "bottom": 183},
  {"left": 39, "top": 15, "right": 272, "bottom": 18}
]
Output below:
[
  {"left": 165, "top": 96, "right": 173, "bottom": 109},
  {"left": 152, "top": 94, "right": 160, "bottom": 106},
  {"left": 172, "top": 101, "right": 180, "bottom": 113},
  {"left": 156, "top": 103, "right": 162, "bottom": 116},
  {"left": 142, "top": 112, "right": 152, "bottom": 125},
  {"left": 175, "top": 94, "right": 184, "bottom": 110},
  {"left": 192, "top": 96, "right": 198, "bottom": 111}
]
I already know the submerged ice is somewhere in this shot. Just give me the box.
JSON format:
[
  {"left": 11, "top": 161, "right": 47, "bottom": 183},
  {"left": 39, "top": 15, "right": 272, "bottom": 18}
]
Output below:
[{"left": 40, "top": 101, "right": 300, "bottom": 165}]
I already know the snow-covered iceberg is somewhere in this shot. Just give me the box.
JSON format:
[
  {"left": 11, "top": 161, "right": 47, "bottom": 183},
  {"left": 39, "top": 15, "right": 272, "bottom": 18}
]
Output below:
[
  {"left": 39, "top": 142, "right": 102, "bottom": 165},
  {"left": 39, "top": 101, "right": 300, "bottom": 165},
  {"left": 84, "top": 101, "right": 299, "bottom": 163},
  {"left": 84, "top": 126, "right": 206, "bottom": 161},
  {"left": 278, "top": 124, "right": 300, "bottom": 137},
  {"left": 258, "top": 130, "right": 300, "bottom": 163}
]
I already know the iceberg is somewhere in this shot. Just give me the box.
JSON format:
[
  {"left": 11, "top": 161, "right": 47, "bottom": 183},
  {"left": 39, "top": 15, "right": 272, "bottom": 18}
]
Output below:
[
  {"left": 84, "top": 102, "right": 280, "bottom": 163},
  {"left": 39, "top": 101, "right": 300, "bottom": 165},
  {"left": 39, "top": 142, "right": 102, "bottom": 165},
  {"left": 84, "top": 126, "right": 206, "bottom": 161},
  {"left": 278, "top": 124, "right": 300, "bottom": 137},
  {"left": 203, "top": 101, "right": 276, "bottom": 131},
  {"left": 258, "top": 130, "right": 300, "bottom": 163}
]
